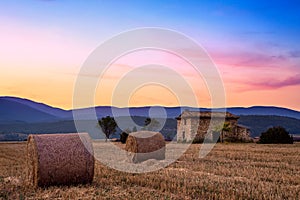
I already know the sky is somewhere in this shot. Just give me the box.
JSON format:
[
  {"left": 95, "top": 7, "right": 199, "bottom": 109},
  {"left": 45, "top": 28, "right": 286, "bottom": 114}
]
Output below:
[{"left": 0, "top": 0, "right": 300, "bottom": 110}]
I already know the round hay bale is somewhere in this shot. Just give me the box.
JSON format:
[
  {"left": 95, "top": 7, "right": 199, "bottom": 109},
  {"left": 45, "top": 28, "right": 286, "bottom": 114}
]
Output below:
[
  {"left": 26, "top": 133, "right": 94, "bottom": 187},
  {"left": 125, "top": 131, "right": 165, "bottom": 163}
]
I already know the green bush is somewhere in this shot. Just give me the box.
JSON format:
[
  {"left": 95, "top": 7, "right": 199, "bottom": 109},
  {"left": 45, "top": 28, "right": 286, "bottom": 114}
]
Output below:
[
  {"left": 120, "top": 131, "right": 129, "bottom": 144},
  {"left": 192, "top": 137, "right": 204, "bottom": 144},
  {"left": 259, "top": 126, "right": 293, "bottom": 144}
]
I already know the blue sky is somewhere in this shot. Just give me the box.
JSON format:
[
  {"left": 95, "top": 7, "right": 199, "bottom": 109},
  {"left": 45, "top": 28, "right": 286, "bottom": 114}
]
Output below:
[{"left": 1, "top": 0, "right": 300, "bottom": 110}]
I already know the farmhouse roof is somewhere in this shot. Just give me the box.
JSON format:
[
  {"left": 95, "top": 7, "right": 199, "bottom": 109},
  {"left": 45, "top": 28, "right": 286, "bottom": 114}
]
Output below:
[{"left": 176, "top": 111, "right": 239, "bottom": 120}]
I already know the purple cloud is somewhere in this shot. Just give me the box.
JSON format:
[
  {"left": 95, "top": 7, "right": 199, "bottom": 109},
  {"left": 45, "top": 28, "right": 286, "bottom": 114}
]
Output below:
[
  {"left": 289, "top": 50, "right": 300, "bottom": 58},
  {"left": 246, "top": 73, "right": 300, "bottom": 90},
  {"left": 210, "top": 50, "right": 288, "bottom": 69},
  {"left": 232, "top": 73, "right": 300, "bottom": 93}
]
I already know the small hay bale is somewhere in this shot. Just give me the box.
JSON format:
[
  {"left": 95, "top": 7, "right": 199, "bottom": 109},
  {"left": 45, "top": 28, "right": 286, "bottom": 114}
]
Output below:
[
  {"left": 125, "top": 131, "right": 166, "bottom": 163},
  {"left": 26, "top": 133, "right": 94, "bottom": 187}
]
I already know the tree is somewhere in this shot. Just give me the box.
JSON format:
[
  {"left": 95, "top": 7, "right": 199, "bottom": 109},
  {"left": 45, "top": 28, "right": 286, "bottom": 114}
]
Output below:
[
  {"left": 144, "top": 117, "right": 151, "bottom": 127},
  {"left": 221, "top": 122, "right": 231, "bottom": 143},
  {"left": 143, "top": 117, "right": 160, "bottom": 131},
  {"left": 98, "top": 116, "right": 117, "bottom": 142},
  {"left": 212, "top": 122, "right": 231, "bottom": 143},
  {"left": 259, "top": 126, "right": 293, "bottom": 144}
]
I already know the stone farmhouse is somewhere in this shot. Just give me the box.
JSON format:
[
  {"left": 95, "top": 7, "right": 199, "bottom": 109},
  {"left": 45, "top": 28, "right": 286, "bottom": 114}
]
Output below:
[{"left": 176, "top": 111, "right": 252, "bottom": 142}]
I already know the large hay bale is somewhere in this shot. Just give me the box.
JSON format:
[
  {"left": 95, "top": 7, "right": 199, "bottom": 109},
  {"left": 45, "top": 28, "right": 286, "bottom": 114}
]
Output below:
[
  {"left": 26, "top": 133, "right": 94, "bottom": 187},
  {"left": 125, "top": 131, "right": 165, "bottom": 163}
]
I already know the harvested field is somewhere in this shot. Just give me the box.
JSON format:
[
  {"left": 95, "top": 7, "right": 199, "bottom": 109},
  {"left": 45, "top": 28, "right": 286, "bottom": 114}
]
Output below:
[{"left": 0, "top": 142, "right": 299, "bottom": 199}]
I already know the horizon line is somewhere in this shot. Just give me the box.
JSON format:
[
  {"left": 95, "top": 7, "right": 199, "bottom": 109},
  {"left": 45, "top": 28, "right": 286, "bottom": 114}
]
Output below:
[{"left": 1, "top": 95, "right": 300, "bottom": 113}]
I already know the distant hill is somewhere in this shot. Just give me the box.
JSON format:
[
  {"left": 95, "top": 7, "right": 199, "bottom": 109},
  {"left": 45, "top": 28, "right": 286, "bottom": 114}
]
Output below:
[
  {"left": 1, "top": 96, "right": 69, "bottom": 117},
  {"left": 1, "top": 96, "right": 300, "bottom": 122},
  {"left": 225, "top": 106, "right": 300, "bottom": 120},
  {"left": 1, "top": 115, "right": 300, "bottom": 141},
  {"left": 1, "top": 96, "right": 300, "bottom": 141},
  {"left": 0, "top": 116, "right": 176, "bottom": 141},
  {"left": 0, "top": 97, "right": 64, "bottom": 123},
  {"left": 238, "top": 115, "right": 300, "bottom": 137}
]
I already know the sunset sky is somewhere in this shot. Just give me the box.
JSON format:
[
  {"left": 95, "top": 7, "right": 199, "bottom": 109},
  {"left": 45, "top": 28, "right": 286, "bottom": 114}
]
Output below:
[{"left": 1, "top": 0, "right": 300, "bottom": 110}]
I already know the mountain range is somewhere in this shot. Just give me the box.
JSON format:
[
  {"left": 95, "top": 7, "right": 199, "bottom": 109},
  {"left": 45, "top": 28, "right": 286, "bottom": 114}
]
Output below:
[
  {"left": 1, "top": 96, "right": 300, "bottom": 123},
  {"left": 1, "top": 96, "right": 300, "bottom": 140}
]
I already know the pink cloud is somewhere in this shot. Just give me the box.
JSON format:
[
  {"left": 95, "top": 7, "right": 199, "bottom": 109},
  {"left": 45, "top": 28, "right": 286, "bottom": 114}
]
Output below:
[
  {"left": 209, "top": 50, "right": 289, "bottom": 69},
  {"left": 247, "top": 73, "right": 300, "bottom": 89}
]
